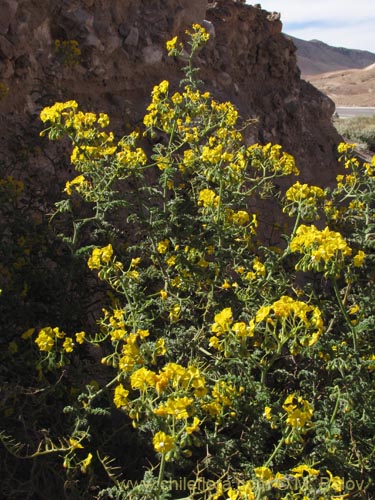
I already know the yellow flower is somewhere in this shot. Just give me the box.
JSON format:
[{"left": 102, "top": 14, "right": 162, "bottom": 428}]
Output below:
[
  {"left": 154, "top": 396, "right": 193, "bottom": 419},
  {"left": 64, "top": 174, "right": 87, "bottom": 195},
  {"left": 21, "top": 328, "right": 35, "bottom": 340},
  {"left": 69, "top": 438, "right": 84, "bottom": 449},
  {"left": 130, "top": 257, "right": 141, "bottom": 267},
  {"left": 285, "top": 181, "right": 325, "bottom": 203},
  {"left": 198, "top": 188, "right": 220, "bottom": 208},
  {"left": 254, "top": 466, "right": 273, "bottom": 481},
  {"left": 232, "top": 322, "right": 251, "bottom": 338},
  {"left": 75, "top": 331, "right": 85, "bottom": 344},
  {"left": 186, "top": 416, "right": 200, "bottom": 434},
  {"left": 231, "top": 210, "right": 250, "bottom": 226},
  {"left": 221, "top": 279, "right": 231, "bottom": 289},
  {"left": 113, "top": 383, "right": 129, "bottom": 408},
  {"left": 255, "top": 305, "right": 271, "bottom": 323},
  {"left": 211, "top": 307, "right": 233, "bottom": 335},
  {"left": 87, "top": 244, "right": 113, "bottom": 269},
  {"left": 291, "top": 464, "right": 319, "bottom": 477},
  {"left": 130, "top": 367, "right": 156, "bottom": 391},
  {"left": 353, "top": 250, "right": 366, "bottom": 267},
  {"left": 326, "top": 470, "right": 344, "bottom": 492},
  {"left": 283, "top": 394, "right": 313, "bottom": 429},
  {"left": 253, "top": 256, "right": 266, "bottom": 277},
  {"left": 152, "top": 431, "right": 174, "bottom": 454},
  {"left": 160, "top": 289, "right": 168, "bottom": 300},
  {"left": 63, "top": 337, "right": 74, "bottom": 353},
  {"left": 80, "top": 452, "right": 93, "bottom": 473},
  {"left": 209, "top": 335, "right": 222, "bottom": 351},
  {"left": 166, "top": 36, "right": 178, "bottom": 52},
  {"left": 337, "top": 142, "right": 356, "bottom": 154},
  {"left": 40, "top": 100, "right": 78, "bottom": 124},
  {"left": 157, "top": 239, "right": 170, "bottom": 254},
  {"left": 100, "top": 244, "right": 113, "bottom": 263},
  {"left": 169, "top": 304, "right": 181, "bottom": 322},
  {"left": 35, "top": 326, "right": 64, "bottom": 352},
  {"left": 263, "top": 406, "right": 272, "bottom": 420},
  {"left": 155, "top": 337, "right": 166, "bottom": 356},
  {"left": 97, "top": 112, "right": 110, "bottom": 128},
  {"left": 348, "top": 304, "right": 360, "bottom": 315},
  {"left": 186, "top": 24, "right": 210, "bottom": 43},
  {"left": 290, "top": 224, "right": 352, "bottom": 274},
  {"left": 166, "top": 255, "right": 177, "bottom": 267}
]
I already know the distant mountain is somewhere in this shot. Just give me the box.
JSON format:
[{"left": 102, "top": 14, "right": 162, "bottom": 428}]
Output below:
[{"left": 289, "top": 36, "right": 375, "bottom": 76}]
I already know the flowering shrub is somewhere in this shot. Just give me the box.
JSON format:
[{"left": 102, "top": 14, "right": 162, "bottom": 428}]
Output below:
[
  {"left": 2, "top": 24, "right": 375, "bottom": 500},
  {"left": 54, "top": 39, "right": 81, "bottom": 66}
]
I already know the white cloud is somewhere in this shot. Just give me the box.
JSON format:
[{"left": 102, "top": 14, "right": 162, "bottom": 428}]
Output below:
[{"left": 254, "top": 0, "right": 375, "bottom": 52}]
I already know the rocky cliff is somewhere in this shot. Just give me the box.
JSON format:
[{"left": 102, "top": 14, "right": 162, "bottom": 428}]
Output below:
[{"left": 0, "top": 0, "right": 341, "bottom": 199}]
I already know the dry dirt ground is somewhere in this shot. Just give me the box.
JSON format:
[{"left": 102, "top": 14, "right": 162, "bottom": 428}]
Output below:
[{"left": 305, "top": 64, "right": 375, "bottom": 106}]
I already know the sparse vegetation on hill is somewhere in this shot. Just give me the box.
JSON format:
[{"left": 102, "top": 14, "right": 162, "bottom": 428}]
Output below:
[{"left": 334, "top": 115, "right": 375, "bottom": 152}]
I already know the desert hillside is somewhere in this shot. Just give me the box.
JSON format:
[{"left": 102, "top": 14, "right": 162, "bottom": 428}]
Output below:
[
  {"left": 290, "top": 36, "right": 375, "bottom": 76},
  {"left": 307, "top": 64, "right": 375, "bottom": 106}
]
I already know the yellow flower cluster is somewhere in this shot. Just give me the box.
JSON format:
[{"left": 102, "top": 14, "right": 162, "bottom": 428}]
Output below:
[
  {"left": 363, "top": 155, "right": 375, "bottom": 176},
  {"left": 157, "top": 239, "right": 170, "bottom": 254},
  {"left": 244, "top": 256, "right": 266, "bottom": 281},
  {"left": 211, "top": 307, "right": 233, "bottom": 336},
  {"left": 201, "top": 380, "right": 238, "bottom": 417},
  {"left": 116, "top": 140, "right": 147, "bottom": 169},
  {"left": 35, "top": 326, "right": 63, "bottom": 352},
  {"left": 290, "top": 224, "right": 352, "bottom": 274},
  {"left": 247, "top": 143, "right": 300, "bottom": 176},
  {"left": 198, "top": 188, "right": 220, "bottom": 208},
  {"left": 285, "top": 181, "right": 325, "bottom": 206},
  {"left": 154, "top": 396, "right": 193, "bottom": 419},
  {"left": 87, "top": 244, "right": 113, "bottom": 270},
  {"left": 226, "top": 481, "right": 254, "bottom": 500},
  {"left": 337, "top": 142, "right": 356, "bottom": 155},
  {"left": 34, "top": 326, "right": 82, "bottom": 353},
  {"left": 211, "top": 100, "right": 239, "bottom": 127},
  {"left": 185, "top": 24, "right": 210, "bottom": 43},
  {"left": 210, "top": 296, "right": 323, "bottom": 355},
  {"left": 128, "top": 362, "right": 206, "bottom": 397},
  {"left": 210, "top": 307, "right": 255, "bottom": 352},
  {"left": 225, "top": 209, "right": 250, "bottom": 226},
  {"left": 64, "top": 174, "right": 87, "bottom": 196},
  {"left": 102, "top": 325, "right": 153, "bottom": 371},
  {"left": 40, "top": 100, "right": 79, "bottom": 125},
  {"left": 100, "top": 307, "right": 128, "bottom": 341},
  {"left": 336, "top": 173, "right": 357, "bottom": 189},
  {"left": 40, "top": 101, "right": 149, "bottom": 186},
  {"left": 117, "top": 338, "right": 143, "bottom": 372},
  {"left": 201, "top": 144, "right": 224, "bottom": 164},
  {"left": 353, "top": 249, "right": 366, "bottom": 267},
  {"left": 113, "top": 383, "right": 129, "bottom": 408},
  {"left": 143, "top": 80, "right": 170, "bottom": 128},
  {"left": 282, "top": 393, "right": 314, "bottom": 430},
  {"left": 255, "top": 295, "right": 324, "bottom": 350},
  {"left": 166, "top": 36, "right": 178, "bottom": 52},
  {"left": 251, "top": 465, "right": 344, "bottom": 495},
  {"left": 64, "top": 110, "right": 110, "bottom": 132}
]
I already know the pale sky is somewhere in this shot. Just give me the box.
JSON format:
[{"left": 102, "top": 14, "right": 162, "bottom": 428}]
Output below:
[{"left": 256, "top": 0, "right": 374, "bottom": 53}]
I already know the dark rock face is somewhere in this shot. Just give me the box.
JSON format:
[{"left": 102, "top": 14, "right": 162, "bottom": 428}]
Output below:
[{"left": 0, "top": 0, "right": 341, "bottom": 198}]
